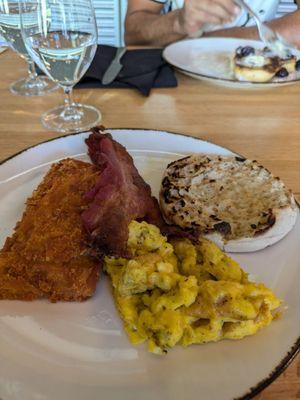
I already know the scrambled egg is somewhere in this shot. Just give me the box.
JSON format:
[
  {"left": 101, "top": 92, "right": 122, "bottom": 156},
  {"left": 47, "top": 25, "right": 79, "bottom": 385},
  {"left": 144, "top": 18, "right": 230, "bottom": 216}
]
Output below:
[{"left": 104, "top": 221, "right": 281, "bottom": 354}]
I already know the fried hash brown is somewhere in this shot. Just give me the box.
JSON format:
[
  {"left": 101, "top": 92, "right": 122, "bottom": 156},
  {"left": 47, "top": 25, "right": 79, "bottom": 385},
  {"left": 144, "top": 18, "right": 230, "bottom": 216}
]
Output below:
[{"left": 0, "top": 159, "right": 101, "bottom": 302}]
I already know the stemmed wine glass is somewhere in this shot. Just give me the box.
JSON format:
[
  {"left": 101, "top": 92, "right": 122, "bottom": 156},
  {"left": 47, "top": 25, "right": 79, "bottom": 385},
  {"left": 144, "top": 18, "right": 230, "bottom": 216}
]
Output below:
[
  {"left": 0, "top": 0, "right": 57, "bottom": 96},
  {"left": 20, "top": 0, "right": 101, "bottom": 133}
]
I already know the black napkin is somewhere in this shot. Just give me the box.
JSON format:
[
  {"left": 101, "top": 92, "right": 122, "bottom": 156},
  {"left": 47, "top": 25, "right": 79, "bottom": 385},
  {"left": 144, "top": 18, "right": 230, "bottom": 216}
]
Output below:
[{"left": 76, "top": 45, "right": 178, "bottom": 96}]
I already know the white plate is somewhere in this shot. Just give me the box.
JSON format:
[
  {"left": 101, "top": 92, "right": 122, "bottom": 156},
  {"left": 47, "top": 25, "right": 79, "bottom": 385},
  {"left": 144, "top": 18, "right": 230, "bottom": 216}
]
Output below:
[
  {"left": 0, "top": 129, "right": 299, "bottom": 400},
  {"left": 163, "top": 38, "right": 300, "bottom": 89}
]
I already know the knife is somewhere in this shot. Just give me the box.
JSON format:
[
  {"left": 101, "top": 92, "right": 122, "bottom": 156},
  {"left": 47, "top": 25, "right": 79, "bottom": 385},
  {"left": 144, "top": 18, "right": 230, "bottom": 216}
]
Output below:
[{"left": 102, "top": 47, "right": 126, "bottom": 85}]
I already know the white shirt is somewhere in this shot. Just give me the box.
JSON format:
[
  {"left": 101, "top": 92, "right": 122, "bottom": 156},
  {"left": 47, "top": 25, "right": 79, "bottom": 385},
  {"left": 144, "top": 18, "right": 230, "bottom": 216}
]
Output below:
[{"left": 152, "top": 0, "right": 297, "bottom": 30}]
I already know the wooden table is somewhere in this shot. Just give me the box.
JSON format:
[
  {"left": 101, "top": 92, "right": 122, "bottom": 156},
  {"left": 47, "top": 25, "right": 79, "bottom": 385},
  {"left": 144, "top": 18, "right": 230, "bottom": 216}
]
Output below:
[{"left": 0, "top": 49, "right": 299, "bottom": 400}]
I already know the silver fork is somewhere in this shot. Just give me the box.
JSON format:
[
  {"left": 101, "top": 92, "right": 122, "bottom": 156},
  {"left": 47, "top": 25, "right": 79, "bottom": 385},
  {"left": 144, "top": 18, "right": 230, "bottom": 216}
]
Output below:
[{"left": 235, "top": 0, "right": 297, "bottom": 58}]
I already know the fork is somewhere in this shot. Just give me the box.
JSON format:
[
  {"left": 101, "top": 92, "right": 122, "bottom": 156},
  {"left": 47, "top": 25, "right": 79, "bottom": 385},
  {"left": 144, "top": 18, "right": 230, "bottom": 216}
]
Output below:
[{"left": 234, "top": 0, "right": 297, "bottom": 58}]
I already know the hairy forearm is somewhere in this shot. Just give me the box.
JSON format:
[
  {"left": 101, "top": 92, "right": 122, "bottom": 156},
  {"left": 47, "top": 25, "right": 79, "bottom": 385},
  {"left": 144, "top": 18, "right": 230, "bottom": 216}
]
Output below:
[
  {"left": 125, "top": 9, "right": 186, "bottom": 46},
  {"left": 205, "top": 10, "right": 300, "bottom": 47},
  {"left": 204, "top": 25, "right": 257, "bottom": 40}
]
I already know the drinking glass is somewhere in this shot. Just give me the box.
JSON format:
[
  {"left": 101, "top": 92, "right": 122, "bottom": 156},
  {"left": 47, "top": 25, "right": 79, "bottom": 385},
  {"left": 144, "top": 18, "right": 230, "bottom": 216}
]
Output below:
[
  {"left": 0, "top": 0, "right": 57, "bottom": 95},
  {"left": 21, "top": 0, "right": 101, "bottom": 133}
]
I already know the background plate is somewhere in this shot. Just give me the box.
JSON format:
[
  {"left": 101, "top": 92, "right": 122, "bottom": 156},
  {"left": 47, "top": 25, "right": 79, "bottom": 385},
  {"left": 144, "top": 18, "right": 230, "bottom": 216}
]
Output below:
[
  {"left": 163, "top": 38, "right": 300, "bottom": 89},
  {"left": 0, "top": 129, "right": 299, "bottom": 400}
]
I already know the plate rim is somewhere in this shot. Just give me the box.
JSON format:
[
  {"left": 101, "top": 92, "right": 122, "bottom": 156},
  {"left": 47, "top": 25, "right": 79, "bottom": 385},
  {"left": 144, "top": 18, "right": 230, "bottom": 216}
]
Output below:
[
  {"left": 163, "top": 37, "right": 300, "bottom": 86},
  {"left": 0, "top": 127, "right": 299, "bottom": 400}
]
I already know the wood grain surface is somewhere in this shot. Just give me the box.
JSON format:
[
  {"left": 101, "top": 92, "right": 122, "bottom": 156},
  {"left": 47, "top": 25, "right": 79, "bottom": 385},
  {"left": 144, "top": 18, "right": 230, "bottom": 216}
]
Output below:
[{"left": 0, "top": 49, "right": 299, "bottom": 399}]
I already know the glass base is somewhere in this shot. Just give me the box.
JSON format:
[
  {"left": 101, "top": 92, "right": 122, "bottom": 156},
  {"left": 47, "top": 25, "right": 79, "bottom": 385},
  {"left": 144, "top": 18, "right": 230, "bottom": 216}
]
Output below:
[
  {"left": 41, "top": 103, "right": 102, "bottom": 133},
  {"left": 10, "top": 76, "right": 58, "bottom": 96}
]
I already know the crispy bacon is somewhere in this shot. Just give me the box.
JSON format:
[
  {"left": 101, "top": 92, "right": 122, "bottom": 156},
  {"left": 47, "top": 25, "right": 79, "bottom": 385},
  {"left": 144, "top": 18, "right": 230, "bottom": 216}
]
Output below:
[{"left": 82, "top": 127, "right": 194, "bottom": 258}]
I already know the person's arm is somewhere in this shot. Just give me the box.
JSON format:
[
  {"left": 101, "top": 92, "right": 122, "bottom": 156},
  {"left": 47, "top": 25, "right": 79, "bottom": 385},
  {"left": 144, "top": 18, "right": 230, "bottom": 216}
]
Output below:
[
  {"left": 125, "top": 2, "right": 186, "bottom": 46},
  {"left": 125, "top": 0, "right": 240, "bottom": 46},
  {"left": 205, "top": 10, "right": 300, "bottom": 47}
]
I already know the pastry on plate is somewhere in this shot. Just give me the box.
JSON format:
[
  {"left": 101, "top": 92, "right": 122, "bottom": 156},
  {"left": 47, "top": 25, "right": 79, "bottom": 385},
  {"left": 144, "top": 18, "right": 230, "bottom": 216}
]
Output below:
[
  {"left": 233, "top": 46, "right": 297, "bottom": 83},
  {"left": 160, "top": 154, "right": 298, "bottom": 252}
]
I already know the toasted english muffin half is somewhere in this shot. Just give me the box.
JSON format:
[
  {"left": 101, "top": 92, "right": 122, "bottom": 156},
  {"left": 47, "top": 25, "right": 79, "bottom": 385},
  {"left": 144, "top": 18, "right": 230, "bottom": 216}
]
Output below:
[{"left": 160, "top": 155, "right": 298, "bottom": 252}]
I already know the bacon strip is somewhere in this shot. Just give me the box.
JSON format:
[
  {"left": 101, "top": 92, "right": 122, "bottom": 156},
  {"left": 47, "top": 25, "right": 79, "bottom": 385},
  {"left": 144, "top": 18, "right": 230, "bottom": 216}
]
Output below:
[{"left": 82, "top": 127, "right": 195, "bottom": 258}]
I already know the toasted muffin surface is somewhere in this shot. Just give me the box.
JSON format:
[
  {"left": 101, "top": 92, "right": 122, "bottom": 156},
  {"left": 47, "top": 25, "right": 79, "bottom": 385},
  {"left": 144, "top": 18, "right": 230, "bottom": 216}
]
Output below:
[{"left": 160, "top": 155, "right": 297, "bottom": 246}]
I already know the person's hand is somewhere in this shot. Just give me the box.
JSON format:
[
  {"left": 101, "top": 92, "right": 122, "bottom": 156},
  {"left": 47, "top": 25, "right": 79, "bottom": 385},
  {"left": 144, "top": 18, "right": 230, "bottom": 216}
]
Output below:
[{"left": 175, "top": 0, "right": 240, "bottom": 37}]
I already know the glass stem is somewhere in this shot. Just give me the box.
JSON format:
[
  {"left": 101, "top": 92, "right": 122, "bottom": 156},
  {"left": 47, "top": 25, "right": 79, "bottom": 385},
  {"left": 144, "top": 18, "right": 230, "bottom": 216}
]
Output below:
[
  {"left": 27, "top": 59, "right": 38, "bottom": 81},
  {"left": 60, "top": 86, "right": 81, "bottom": 121},
  {"left": 64, "top": 86, "right": 75, "bottom": 109}
]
